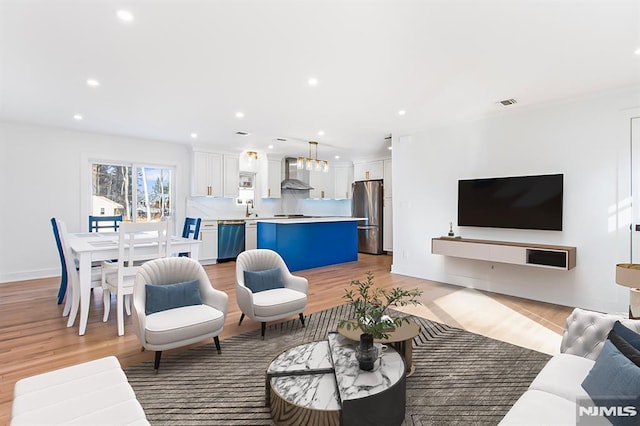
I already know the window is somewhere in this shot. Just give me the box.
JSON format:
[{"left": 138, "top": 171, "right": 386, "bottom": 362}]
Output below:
[{"left": 91, "top": 162, "right": 174, "bottom": 222}]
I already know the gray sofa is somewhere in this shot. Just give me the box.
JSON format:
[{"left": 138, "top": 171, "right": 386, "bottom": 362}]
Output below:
[{"left": 500, "top": 308, "right": 640, "bottom": 425}]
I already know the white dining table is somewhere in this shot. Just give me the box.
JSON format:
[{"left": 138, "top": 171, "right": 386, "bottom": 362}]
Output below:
[{"left": 67, "top": 232, "right": 201, "bottom": 336}]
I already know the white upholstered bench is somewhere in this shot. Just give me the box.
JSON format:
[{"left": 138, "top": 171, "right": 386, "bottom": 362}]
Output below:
[{"left": 11, "top": 356, "right": 149, "bottom": 425}]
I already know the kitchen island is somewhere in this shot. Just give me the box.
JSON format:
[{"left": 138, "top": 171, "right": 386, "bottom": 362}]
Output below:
[{"left": 257, "top": 217, "right": 361, "bottom": 271}]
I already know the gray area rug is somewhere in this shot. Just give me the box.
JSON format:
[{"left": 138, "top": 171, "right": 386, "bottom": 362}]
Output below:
[{"left": 125, "top": 304, "right": 551, "bottom": 425}]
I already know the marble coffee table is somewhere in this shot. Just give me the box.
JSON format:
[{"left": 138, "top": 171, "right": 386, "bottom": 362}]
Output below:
[{"left": 265, "top": 332, "right": 406, "bottom": 426}]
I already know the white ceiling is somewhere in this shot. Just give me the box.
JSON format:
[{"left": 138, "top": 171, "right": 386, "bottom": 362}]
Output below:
[{"left": 1, "top": 0, "right": 639, "bottom": 162}]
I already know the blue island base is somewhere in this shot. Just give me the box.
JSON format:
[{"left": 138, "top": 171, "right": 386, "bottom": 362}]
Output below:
[{"left": 257, "top": 220, "right": 359, "bottom": 272}]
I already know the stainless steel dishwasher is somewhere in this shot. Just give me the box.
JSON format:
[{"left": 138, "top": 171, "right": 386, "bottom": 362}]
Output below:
[{"left": 217, "top": 220, "right": 245, "bottom": 261}]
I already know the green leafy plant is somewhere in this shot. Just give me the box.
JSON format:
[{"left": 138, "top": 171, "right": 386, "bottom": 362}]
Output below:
[{"left": 338, "top": 271, "right": 423, "bottom": 339}]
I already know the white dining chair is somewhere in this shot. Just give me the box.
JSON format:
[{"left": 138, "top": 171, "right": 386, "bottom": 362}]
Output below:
[
  {"left": 102, "top": 221, "right": 170, "bottom": 336},
  {"left": 56, "top": 219, "right": 103, "bottom": 328}
]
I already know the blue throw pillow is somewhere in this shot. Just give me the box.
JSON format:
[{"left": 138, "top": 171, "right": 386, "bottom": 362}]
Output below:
[
  {"left": 581, "top": 340, "right": 640, "bottom": 426},
  {"left": 244, "top": 268, "right": 284, "bottom": 293},
  {"left": 613, "top": 321, "right": 640, "bottom": 350},
  {"left": 145, "top": 279, "right": 202, "bottom": 315}
]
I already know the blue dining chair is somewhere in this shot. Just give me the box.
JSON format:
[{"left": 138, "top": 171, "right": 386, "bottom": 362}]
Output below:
[
  {"left": 179, "top": 217, "right": 201, "bottom": 257},
  {"left": 51, "top": 217, "right": 68, "bottom": 305},
  {"left": 89, "top": 215, "right": 123, "bottom": 232}
]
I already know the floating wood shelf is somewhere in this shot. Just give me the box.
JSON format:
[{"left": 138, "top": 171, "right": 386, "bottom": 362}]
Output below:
[{"left": 431, "top": 237, "right": 576, "bottom": 271}]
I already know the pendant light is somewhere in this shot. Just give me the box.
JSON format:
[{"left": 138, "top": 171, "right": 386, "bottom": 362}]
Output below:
[{"left": 297, "top": 141, "right": 329, "bottom": 172}]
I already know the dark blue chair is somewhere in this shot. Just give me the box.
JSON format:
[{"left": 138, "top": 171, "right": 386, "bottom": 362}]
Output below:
[
  {"left": 88, "top": 215, "right": 123, "bottom": 232},
  {"left": 51, "top": 217, "right": 68, "bottom": 305},
  {"left": 179, "top": 217, "right": 201, "bottom": 257}
]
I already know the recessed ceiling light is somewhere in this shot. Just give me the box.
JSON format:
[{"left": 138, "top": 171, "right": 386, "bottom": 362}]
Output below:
[
  {"left": 190, "top": 133, "right": 198, "bottom": 139},
  {"left": 388, "top": 146, "right": 393, "bottom": 151},
  {"left": 235, "top": 112, "right": 245, "bottom": 118},
  {"left": 334, "top": 155, "right": 340, "bottom": 160},
  {"left": 73, "top": 114, "right": 83, "bottom": 120},
  {"left": 268, "top": 144, "right": 274, "bottom": 149},
  {"left": 308, "top": 78, "right": 318, "bottom": 86},
  {"left": 398, "top": 110, "right": 406, "bottom": 116},
  {"left": 635, "top": 48, "right": 640, "bottom": 55},
  {"left": 318, "top": 131, "right": 325, "bottom": 136},
  {"left": 86, "top": 79, "right": 100, "bottom": 87},
  {"left": 117, "top": 10, "right": 134, "bottom": 22}
]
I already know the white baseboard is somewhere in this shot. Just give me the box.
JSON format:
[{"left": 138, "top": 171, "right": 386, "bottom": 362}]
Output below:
[{"left": 0, "top": 268, "right": 58, "bottom": 284}]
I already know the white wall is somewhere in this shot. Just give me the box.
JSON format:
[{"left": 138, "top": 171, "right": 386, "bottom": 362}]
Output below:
[
  {"left": 391, "top": 87, "right": 640, "bottom": 313},
  {"left": 0, "top": 121, "right": 191, "bottom": 283},
  {"left": 0, "top": 121, "right": 353, "bottom": 283}
]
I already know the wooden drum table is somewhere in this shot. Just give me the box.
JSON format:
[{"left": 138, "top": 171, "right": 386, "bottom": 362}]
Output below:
[
  {"left": 265, "top": 333, "right": 406, "bottom": 425},
  {"left": 338, "top": 320, "right": 420, "bottom": 376}
]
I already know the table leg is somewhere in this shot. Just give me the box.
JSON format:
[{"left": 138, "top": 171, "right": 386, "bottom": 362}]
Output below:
[
  {"left": 390, "top": 339, "right": 415, "bottom": 377},
  {"left": 77, "top": 253, "right": 92, "bottom": 336}
]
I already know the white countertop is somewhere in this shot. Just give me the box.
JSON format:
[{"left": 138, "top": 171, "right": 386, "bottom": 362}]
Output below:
[
  {"left": 256, "top": 217, "right": 364, "bottom": 224},
  {"left": 202, "top": 216, "right": 364, "bottom": 223}
]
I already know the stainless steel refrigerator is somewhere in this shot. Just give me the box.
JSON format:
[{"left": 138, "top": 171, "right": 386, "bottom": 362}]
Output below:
[{"left": 352, "top": 179, "right": 384, "bottom": 254}]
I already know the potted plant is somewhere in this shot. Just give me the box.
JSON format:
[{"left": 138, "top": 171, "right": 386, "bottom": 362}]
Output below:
[{"left": 338, "top": 271, "right": 423, "bottom": 370}]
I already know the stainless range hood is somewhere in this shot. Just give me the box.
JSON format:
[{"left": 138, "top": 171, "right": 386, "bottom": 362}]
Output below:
[{"left": 281, "top": 157, "right": 314, "bottom": 190}]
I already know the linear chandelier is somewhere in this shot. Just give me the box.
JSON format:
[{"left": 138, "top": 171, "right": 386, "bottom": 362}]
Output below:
[{"left": 297, "top": 141, "right": 329, "bottom": 172}]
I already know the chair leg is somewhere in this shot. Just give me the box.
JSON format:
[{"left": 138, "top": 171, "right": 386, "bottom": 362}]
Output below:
[
  {"left": 214, "top": 336, "right": 221, "bottom": 354},
  {"left": 102, "top": 289, "right": 111, "bottom": 322},
  {"left": 57, "top": 276, "right": 67, "bottom": 305},
  {"left": 299, "top": 313, "right": 306, "bottom": 327},
  {"left": 66, "top": 286, "right": 80, "bottom": 328},
  {"left": 261, "top": 322, "right": 266, "bottom": 340},
  {"left": 238, "top": 313, "right": 245, "bottom": 326},
  {"left": 116, "top": 293, "right": 125, "bottom": 336},
  {"left": 124, "top": 294, "right": 132, "bottom": 316},
  {"left": 154, "top": 351, "right": 162, "bottom": 374}
]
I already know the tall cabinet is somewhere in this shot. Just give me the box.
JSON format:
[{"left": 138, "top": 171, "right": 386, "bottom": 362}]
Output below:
[{"left": 383, "top": 158, "right": 393, "bottom": 252}]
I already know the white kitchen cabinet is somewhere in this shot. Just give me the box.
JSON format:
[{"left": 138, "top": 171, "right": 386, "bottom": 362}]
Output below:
[
  {"left": 264, "top": 159, "right": 282, "bottom": 198},
  {"left": 354, "top": 160, "right": 384, "bottom": 181},
  {"left": 334, "top": 165, "right": 353, "bottom": 199},
  {"left": 192, "top": 151, "right": 223, "bottom": 197},
  {"left": 245, "top": 220, "right": 257, "bottom": 250},
  {"left": 224, "top": 154, "right": 239, "bottom": 198},
  {"left": 383, "top": 196, "right": 393, "bottom": 252},
  {"left": 309, "top": 169, "right": 334, "bottom": 199},
  {"left": 199, "top": 220, "right": 218, "bottom": 265},
  {"left": 384, "top": 158, "right": 392, "bottom": 197}
]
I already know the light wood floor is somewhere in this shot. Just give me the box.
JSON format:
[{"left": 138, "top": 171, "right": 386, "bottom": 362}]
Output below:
[{"left": 0, "top": 254, "right": 574, "bottom": 424}]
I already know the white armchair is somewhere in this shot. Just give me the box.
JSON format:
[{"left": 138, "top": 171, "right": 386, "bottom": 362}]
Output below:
[
  {"left": 235, "top": 249, "right": 308, "bottom": 338},
  {"left": 132, "top": 257, "right": 228, "bottom": 373}
]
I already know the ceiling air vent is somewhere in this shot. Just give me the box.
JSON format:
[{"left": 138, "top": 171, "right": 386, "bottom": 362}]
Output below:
[
  {"left": 235, "top": 131, "right": 250, "bottom": 136},
  {"left": 276, "top": 138, "right": 287, "bottom": 141},
  {"left": 499, "top": 98, "right": 517, "bottom": 106}
]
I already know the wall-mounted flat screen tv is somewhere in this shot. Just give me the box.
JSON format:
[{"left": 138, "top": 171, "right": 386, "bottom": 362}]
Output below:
[{"left": 458, "top": 173, "right": 563, "bottom": 231}]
